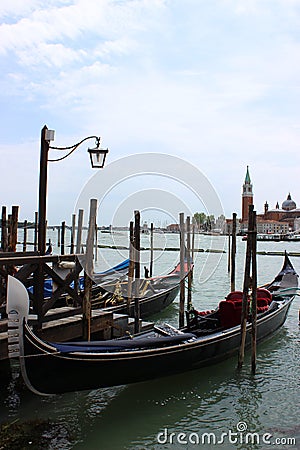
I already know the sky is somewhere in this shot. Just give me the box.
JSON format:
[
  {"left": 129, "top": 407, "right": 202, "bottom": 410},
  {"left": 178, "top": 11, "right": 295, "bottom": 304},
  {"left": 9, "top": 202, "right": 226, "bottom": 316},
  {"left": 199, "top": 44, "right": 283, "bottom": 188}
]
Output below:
[{"left": 0, "top": 0, "right": 299, "bottom": 226}]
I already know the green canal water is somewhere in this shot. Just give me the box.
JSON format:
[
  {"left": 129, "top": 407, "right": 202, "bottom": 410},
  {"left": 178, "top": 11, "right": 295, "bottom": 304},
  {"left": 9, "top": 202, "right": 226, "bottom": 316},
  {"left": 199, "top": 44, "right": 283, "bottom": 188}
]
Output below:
[{"left": 0, "top": 234, "right": 299, "bottom": 449}]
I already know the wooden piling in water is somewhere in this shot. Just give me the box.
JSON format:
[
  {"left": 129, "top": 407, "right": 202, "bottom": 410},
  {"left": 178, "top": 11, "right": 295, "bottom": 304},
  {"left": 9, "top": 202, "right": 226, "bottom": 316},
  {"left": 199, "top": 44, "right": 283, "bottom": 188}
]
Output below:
[
  {"left": 82, "top": 199, "right": 97, "bottom": 341},
  {"left": 76, "top": 209, "right": 84, "bottom": 254},
  {"left": 134, "top": 210, "right": 141, "bottom": 333},
  {"left": 149, "top": 222, "right": 154, "bottom": 277},
  {"left": 94, "top": 218, "right": 98, "bottom": 262},
  {"left": 251, "top": 210, "right": 257, "bottom": 374},
  {"left": 1, "top": 207, "right": 8, "bottom": 252},
  {"left": 191, "top": 218, "right": 195, "bottom": 262},
  {"left": 70, "top": 214, "right": 76, "bottom": 254},
  {"left": 238, "top": 204, "right": 254, "bottom": 369},
  {"left": 61, "top": 221, "right": 65, "bottom": 255},
  {"left": 127, "top": 221, "right": 135, "bottom": 315},
  {"left": 57, "top": 226, "right": 61, "bottom": 248},
  {"left": 186, "top": 216, "right": 193, "bottom": 311},
  {"left": 179, "top": 212, "right": 185, "bottom": 328},
  {"left": 34, "top": 211, "right": 38, "bottom": 251},
  {"left": 23, "top": 220, "right": 27, "bottom": 252},
  {"left": 230, "top": 212, "right": 237, "bottom": 291},
  {"left": 227, "top": 224, "right": 231, "bottom": 273},
  {"left": 9, "top": 206, "right": 19, "bottom": 252}
]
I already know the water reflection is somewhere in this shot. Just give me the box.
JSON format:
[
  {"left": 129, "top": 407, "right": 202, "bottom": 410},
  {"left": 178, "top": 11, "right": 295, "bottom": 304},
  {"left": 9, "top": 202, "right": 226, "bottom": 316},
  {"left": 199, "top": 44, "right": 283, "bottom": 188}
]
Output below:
[{"left": 0, "top": 235, "right": 299, "bottom": 449}]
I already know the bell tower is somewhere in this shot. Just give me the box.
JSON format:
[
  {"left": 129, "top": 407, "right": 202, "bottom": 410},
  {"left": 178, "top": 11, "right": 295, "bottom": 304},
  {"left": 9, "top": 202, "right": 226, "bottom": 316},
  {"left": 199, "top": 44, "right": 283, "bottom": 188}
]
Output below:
[{"left": 242, "top": 166, "right": 253, "bottom": 222}]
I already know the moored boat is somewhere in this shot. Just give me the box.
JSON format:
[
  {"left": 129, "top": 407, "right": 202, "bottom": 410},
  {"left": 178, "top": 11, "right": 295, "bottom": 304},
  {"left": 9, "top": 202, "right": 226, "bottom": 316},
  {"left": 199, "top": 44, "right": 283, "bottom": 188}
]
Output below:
[{"left": 6, "top": 254, "right": 298, "bottom": 395}]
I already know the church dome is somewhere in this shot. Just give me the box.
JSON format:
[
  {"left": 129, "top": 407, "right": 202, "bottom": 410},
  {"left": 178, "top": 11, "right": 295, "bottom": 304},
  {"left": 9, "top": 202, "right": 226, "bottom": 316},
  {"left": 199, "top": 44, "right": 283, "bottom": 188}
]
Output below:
[{"left": 282, "top": 193, "right": 296, "bottom": 211}]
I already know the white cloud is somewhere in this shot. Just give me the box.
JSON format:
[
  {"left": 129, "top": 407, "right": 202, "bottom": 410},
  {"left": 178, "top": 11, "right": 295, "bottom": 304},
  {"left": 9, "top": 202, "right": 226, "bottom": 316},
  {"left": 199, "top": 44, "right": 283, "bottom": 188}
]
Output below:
[{"left": 0, "top": 0, "right": 300, "bottom": 223}]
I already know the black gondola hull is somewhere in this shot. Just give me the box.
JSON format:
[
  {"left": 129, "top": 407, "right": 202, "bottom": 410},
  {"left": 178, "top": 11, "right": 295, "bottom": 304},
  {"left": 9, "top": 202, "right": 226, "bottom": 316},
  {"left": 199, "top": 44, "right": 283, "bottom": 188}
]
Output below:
[
  {"left": 7, "top": 253, "right": 298, "bottom": 395},
  {"left": 22, "top": 298, "right": 292, "bottom": 394}
]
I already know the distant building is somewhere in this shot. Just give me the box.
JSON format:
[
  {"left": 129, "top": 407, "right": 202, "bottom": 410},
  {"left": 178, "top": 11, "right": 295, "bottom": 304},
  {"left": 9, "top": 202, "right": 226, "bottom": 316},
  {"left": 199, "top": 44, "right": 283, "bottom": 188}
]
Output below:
[
  {"left": 166, "top": 223, "right": 180, "bottom": 233},
  {"left": 242, "top": 166, "right": 253, "bottom": 223},
  {"left": 260, "top": 193, "right": 300, "bottom": 230},
  {"left": 256, "top": 220, "right": 289, "bottom": 234},
  {"left": 226, "top": 167, "right": 300, "bottom": 234}
]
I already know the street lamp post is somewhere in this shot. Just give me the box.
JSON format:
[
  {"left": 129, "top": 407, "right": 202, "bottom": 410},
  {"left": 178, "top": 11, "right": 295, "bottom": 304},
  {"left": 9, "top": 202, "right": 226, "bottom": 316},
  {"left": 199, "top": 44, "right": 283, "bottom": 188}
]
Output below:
[{"left": 38, "top": 125, "right": 109, "bottom": 255}]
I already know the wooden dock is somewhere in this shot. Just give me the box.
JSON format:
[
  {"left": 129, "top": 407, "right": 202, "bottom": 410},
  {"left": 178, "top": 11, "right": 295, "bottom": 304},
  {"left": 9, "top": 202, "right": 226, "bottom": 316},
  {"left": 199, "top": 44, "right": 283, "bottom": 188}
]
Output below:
[{"left": 0, "top": 307, "right": 153, "bottom": 361}]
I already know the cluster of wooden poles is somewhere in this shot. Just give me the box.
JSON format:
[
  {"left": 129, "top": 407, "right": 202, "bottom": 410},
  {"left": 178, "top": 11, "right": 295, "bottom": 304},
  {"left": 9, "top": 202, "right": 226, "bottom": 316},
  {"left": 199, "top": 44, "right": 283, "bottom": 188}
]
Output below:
[
  {"left": 1, "top": 205, "right": 87, "bottom": 256},
  {"left": 228, "top": 205, "right": 258, "bottom": 374},
  {"left": 120, "top": 210, "right": 195, "bottom": 333},
  {"left": 2, "top": 202, "right": 259, "bottom": 373}
]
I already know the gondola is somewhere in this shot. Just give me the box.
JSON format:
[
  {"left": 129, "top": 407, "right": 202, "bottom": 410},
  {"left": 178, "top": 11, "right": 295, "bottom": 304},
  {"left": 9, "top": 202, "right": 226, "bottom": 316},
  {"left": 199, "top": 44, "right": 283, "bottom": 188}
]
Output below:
[
  {"left": 27, "top": 259, "right": 187, "bottom": 319},
  {"left": 27, "top": 258, "right": 130, "bottom": 299},
  {"left": 91, "top": 261, "right": 190, "bottom": 318},
  {"left": 6, "top": 254, "right": 298, "bottom": 395}
]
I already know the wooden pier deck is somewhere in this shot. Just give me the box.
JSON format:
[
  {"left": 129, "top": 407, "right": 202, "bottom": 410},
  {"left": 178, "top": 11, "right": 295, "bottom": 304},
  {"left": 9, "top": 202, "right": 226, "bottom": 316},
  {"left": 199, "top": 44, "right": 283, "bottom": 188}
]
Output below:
[{"left": 0, "top": 308, "right": 154, "bottom": 361}]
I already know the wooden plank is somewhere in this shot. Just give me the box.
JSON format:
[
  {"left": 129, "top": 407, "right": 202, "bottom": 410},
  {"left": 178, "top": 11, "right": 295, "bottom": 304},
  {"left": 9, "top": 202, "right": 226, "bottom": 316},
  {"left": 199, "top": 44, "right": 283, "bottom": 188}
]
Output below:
[
  {"left": 0, "top": 310, "right": 114, "bottom": 360},
  {"left": 0, "top": 254, "right": 77, "bottom": 265},
  {"left": 0, "top": 251, "right": 39, "bottom": 259},
  {"left": 42, "top": 260, "right": 83, "bottom": 315},
  {"left": 15, "top": 263, "right": 38, "bottom": 283}
]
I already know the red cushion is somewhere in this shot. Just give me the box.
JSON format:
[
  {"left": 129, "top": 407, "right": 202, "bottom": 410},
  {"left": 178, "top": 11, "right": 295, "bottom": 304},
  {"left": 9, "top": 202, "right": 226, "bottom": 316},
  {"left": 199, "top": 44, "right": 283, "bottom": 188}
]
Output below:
[
  {"left": 257, "top": 288, "right": 272, "bottom": 302},
  {"left": 257, "top": 305, "right": 269, "bottom": 314},
  {"left": 219, "top": 300, "right": 247, "bottom": 329},
  {"left": 226, "top": 291, "right": 243, "bottom": 301},
  {"left": 257, "top": 298, "right": 268, "bottom": 307}
]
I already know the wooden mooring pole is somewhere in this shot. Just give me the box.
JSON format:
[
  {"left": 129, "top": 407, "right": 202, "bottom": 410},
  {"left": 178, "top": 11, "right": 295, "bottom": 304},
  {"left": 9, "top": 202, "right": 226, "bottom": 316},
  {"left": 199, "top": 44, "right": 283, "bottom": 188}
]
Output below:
[
  {"left": 82, "top": 199, "right": 97, "bottom": 341},
  {"left": 1, "top": 206, "right": 8, "bottom": 252},
  {"left": 127, "top": 221, "right": 135, "bottom": 315},
  {"left": 251, "top": 210, "right": 257, "bottom": 374},
  {"left": 61, "top": 221, "right": 65, "bottom": 255},
  {"left": 191, "top": 217, "right": 195, "bottom": 281},
  {"left": 34, "top": 211, "right": 38, "bottom": 251},
  {"left": 23, "top": 220, "right": 27, "bottom": 252},
  {"left": 76, "top": 209, "right": 84, "bottom": 254},
  {"left": 134, "top": 211, "right": 141, "bottom": 333},
  {"left": 186, "top": 216, "right": 193, "bottom": 311},
  {"left": 149, "top": 222, "right": 154, "bottom": 278},
  {"left": 179, "top": 212, "right": 185, "bottom": 328},
  {"left": 238, "top": 204, "right": 255, "bottom": 369},
  {"left": 230, "top": 212, "right": 237, "bottom": 292},
  {"left": 9, "top": 206, "right": 19, "bottom": 252},
  {"left": 227, "top": 223, "right": 231, "bottom": 273},
  {"left": 70, "top": 213, "right": 76, "bottom": 254}
]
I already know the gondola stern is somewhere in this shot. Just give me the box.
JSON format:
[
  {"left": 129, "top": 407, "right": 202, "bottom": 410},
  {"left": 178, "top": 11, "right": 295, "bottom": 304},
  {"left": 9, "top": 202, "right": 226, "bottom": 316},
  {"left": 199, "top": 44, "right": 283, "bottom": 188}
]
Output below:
[
  {"left": 6, "top": 275, "right": 30, "bottom": 359},
  {"left": 6, "top": 276, "right": 50, "bottom": 396}
]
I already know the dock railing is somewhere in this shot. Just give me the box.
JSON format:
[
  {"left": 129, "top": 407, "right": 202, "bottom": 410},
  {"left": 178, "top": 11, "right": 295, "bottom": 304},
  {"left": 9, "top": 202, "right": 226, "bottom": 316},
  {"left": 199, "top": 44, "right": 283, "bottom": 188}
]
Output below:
[{"left": 0, "top": 251, "right": 83, "bottom": 329}]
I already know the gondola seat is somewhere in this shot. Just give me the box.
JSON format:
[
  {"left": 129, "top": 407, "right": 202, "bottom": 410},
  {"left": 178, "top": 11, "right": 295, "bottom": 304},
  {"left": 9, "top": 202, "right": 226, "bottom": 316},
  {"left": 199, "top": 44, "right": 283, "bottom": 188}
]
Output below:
[
  {"left": 219, "top": 300, "right": 246, "bottom": 329},
  {"left": 193, "top": 309, "right": 214, "bottom": 316},
  {"left": 256, "top": 298, "right": 269, "bottom": 313},
  {"left": 226, "top": 291, "right": 243, "bottom": 301},
  {"left": 256, "top": 288, "right": 272, "bottom": 303}
]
